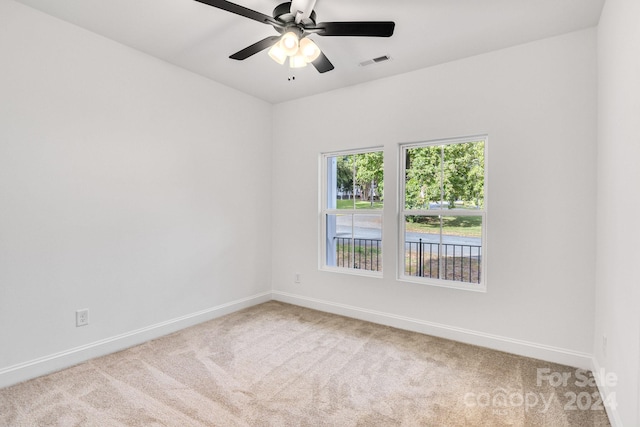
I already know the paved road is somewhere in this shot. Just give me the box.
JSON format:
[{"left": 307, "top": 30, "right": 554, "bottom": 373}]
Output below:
[{"left": 335, "top": 225, "right": 481, "bottom": 257}]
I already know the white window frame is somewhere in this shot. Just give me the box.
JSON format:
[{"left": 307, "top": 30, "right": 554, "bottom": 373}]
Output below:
[
  {"left": 319, "top": 147, "right": 384, "bottom": 277},
  {"left": 398, "top": 135, "right": 488, "bottom": 292}
]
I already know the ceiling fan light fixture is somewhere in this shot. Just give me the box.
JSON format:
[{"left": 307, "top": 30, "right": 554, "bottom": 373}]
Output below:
[
  {"left": 268, "top": 43, "right": 287, "bottom": 65},
  {"left": 289, "top": 52, "right": 308, "bottom": 68},
  {"left": 280, "top": 31, "right": 300, "bottom": 56},
  {"left": 199, "top": 0, "right": 395, "bottom": 74},
  {"left": 299, "top": 37, "right": 321, "bottom": 63}
]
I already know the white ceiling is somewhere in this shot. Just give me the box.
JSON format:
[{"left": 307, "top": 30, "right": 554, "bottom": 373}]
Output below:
[{"left": 14, "top": 0, "right": 604, "bottom": 104}]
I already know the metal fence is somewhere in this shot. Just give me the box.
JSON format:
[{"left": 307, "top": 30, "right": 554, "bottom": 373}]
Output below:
[
  {"left": 334, "top": 237, "right": 482, "bottom": 284},
  {"left": 334, "top": 237, "right": 382, "bottom": 272}
]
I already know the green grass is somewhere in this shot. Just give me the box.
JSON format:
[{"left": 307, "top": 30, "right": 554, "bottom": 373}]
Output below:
[
  {"left": 336, "top": 199, "right": 383, "bottom": 209},
  {"left": 335, "top": 242, "right": 382, "bottom": 272},
  {"left": 405, "top": 215, "right": 482, "bottom": 238},
  {"left": 334, "top": 199, "right": 480, "bottom": 237}
]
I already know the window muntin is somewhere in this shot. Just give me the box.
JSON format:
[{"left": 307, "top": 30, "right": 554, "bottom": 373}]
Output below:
[
  {"left": 321, "top": 149, "right": 383, "bottom": 275},
  {"left": 400, "top": 137, "right": 486, "bottom": 290}
]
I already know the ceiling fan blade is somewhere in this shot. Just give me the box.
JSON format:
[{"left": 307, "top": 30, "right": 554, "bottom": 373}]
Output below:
[
  {"left": 193, "top": 0, "right": 282, "bottom": 27},
  {"left": 311, "top": 51, "right": 334, "bottom": 73},
  {"left": 314, "top": 21, "right": 395, "bottom": 37},
  {"left": 229, "top": 35, "right": 281, "bottom": 60}
]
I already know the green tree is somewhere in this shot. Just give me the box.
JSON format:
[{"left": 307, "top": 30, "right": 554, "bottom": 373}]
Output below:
[
  {"left": 405, "top": 141, "right": 484, "bottom": 210},
  {"left": 405, "top": 145, "right": 442, "bottom": 209},
  {"left": 355, "top": 152, "right": 384, "bottom": 205},
  {"left": 443, "top": 142, "right": 484, "bottom": 208},
  {"left": 335, "top": 155, "right": 354, "bottom": 199}
]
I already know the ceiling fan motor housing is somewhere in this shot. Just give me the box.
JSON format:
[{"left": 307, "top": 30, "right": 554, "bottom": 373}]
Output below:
[{"left": 272, "top": 2, "right": 316, "bottom": 34}]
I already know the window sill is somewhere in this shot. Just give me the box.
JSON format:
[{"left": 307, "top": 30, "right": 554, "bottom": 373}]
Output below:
[
  {"left": 397, "top": 276, "right": 487, "bottom": 292},
  {"left": 320, "top": 266, "right": 383, "bottom": 279}
]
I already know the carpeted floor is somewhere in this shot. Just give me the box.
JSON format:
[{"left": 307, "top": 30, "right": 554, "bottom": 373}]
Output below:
[{"left": 0, "top": 301, "right": 610, "bottom": 426}]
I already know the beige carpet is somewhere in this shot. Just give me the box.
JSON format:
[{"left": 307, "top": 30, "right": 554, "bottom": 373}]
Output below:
[{"left": 0, "top": 301, "right": 610, "bottom": 426}]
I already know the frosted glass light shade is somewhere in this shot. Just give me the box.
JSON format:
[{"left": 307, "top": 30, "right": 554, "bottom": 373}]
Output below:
[
  {"left": 268, "top": 42, "right": 287, "bottom": 65},
  {"left": 299, "top": 38, "right": 321, "bottom": 63},
  {"left": 280, "top": 32, "right": 299, "bottom": 56},
  {"left": 289, "top": 52, "right": 308, "bottom": 68}
]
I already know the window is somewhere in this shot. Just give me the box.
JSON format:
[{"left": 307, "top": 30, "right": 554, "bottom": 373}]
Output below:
[
  {"left": 399, "top": 136, "right": 487, "bottom": 290},
  {"left": 321, "top": 149, "right": 383, "bottom": 275}
]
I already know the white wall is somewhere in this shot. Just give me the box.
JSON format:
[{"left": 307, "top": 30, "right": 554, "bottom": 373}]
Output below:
[
  {"left": 594, "top": 0, "right": 640, "bottom": 425},
  {"left": 272, "top": 29, "right": 598, "bottom": 368},
  {"left": 4, "top": 0, "right": 625, "bottom": 408},
  {"left": 0, "top": 0, "right": 272, "bottom": 386}
]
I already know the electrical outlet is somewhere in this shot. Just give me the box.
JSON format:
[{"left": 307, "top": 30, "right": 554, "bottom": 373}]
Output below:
[
  {"left": 294, "top": 273, "right": 301, "bottom": 284},
  {"left": 76, "top": 309, "right": 89, "bottom": 327},
  {"left": 602, "top": 335, "right": 607, "bottom": 357}
]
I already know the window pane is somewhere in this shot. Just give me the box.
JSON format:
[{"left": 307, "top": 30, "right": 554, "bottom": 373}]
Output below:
[
  {"left": 325, "top": 213, "right": 382, "bottom": 271},
  {"left": 404, "top": 215, "right": 482, "bottom": 284},
  {"left": 353, "top": 214, "right": 382, "bottom": 271},
  {"left": 443, "top": 141, "right": 485, "bottom": 209},
  {"left": 327, "top": 152, "right": 384, "bottom": 210},
  {"left": 326, "top": 213, "right": 352, "bottom": 268},
  {"left": 441, "top": 216, "right": 482, "bottom": 283},
  {"left": 404, "top": 215, "right": 441, "bottom": 278},
  {"left": 405, "top": 146, "right": 443, "bottom": 209},
  {"left": 328, "top": 155, "right": 355, "bottom": 209},
  {"left": 354, "top": 152, "right": 384, "bottom": 209}
]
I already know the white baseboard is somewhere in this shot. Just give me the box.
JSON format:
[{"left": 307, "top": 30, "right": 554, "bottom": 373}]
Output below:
[
  {"left": 1, "top": 290, "right": 597, "bottom": 393},
  {"left": 0, "top": 291, "right": 271, "bottom": 389},
  {"left": 591, "top": 357, "right": 623, "bottom": 427},
  {"left": 272, "top": 291, "right": 594, "bottom": 370}
]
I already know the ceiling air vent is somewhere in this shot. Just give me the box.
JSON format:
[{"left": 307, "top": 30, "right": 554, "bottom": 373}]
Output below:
[{"left": 359, "top": 55, "right": 391, "bottom": 67}]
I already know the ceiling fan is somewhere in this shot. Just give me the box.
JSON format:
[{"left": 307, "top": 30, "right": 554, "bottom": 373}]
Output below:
[{"left": 194, "top": 0, "right": 395, "bottom": 73}]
